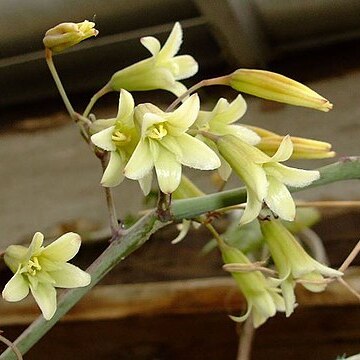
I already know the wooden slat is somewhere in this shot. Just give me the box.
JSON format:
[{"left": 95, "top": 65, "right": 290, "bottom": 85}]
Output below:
[{"left": 1, "top": 267, "right": 359, "bottom": 326}]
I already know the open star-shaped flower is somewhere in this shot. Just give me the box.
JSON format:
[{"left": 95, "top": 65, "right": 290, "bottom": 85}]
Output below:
[
  {"left": 124, "top": 94, "right": 220, "bottom": 194},
  {"left": 2, "top": 232, "right": 91, "bottom": 320},
  {"left": 108, "top": 22, "right": 198, "bottom": 96}
]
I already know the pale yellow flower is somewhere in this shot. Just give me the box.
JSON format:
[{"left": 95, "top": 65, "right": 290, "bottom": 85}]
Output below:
[
  {"left": 91, "top": 89, "right": 139, "bottom": 187},
  {"left": 2, "top": 232, "right": 90, "bottom": 320},
  {"left": 217, "top": 135, "right": 319, "bottom": 225},
  {"left": 194, "top": 95, "right": 260, "bottom": 180},
  {"left": 221, "top": 243, "right": 285, "bottom": 328},
  {"left": 260, "top": 215, "right": 342, "bottom": 316},
  {"left": 124, "top": 94, "right": 220, "bottom": 194},
  {"left": 43, "top": 20, "right": 98, "bottom": 53},
  {"left": 108, "top": 22, "right": 198, "bottom": 96}
]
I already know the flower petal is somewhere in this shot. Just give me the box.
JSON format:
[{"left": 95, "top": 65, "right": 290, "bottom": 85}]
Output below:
[
  {"left": 166, "top": 94, "right": 200, "bottom": 134},
  {"left": 2, "top": 269, "right": 29, "bottom": 302},
  {"left": 125, "top": 140, "right": 154, "bottom": 180},
  {"left": 50, "top": 263, "right": 91, "bottom": 288},
  {"left": 171, "top": 55, "right": 198, "bottom": 80},
  {"left": 212, "top": 95, "right": 247, "bottom": 125},
  {"left": 218, "top": 155, "right": 232, "bottom": 181},
  {"left": 117, "top": 89, "right": 134, "bottom": 120},
  {"left": 165, "top": 81, "right": 188, "bottom": 97},
  {"left": 141, "top": 113, "right": 165, "bottom": 137},
  {"left": 140, "top": 36, "right": 161, "bottom": 56},
  {"left": 138, "top": 171, "right": 153, "bottom": 196},
  {"left": 30, "top": 282, "right": 57, "bottom": 320},
  {"left": 154, "top": 149, "right": 181, "bottom": 193},
  {"left": 265, "top": 176, "right": 295, "bottom": 221},
  {"left": 158, "top": 22, "right": 182, "bottom": 60},
  {"left": 4, "top": 245, "right": 28, "bottom": 273},
  {"left": 240, "top": 189, "right": 263, "bottom": 226},
  {"left": 42, "top": 232, "right": 81, "bottom": 262},
  {"left": 265, "top": 162, "right": 320, "bottom": 187},
  {"left": 90, "top": 119, "right": 116, "bottom": 133},
  {"left": 225, "top": 124, "right": 260, "bottom": 145},
  {"left": 176, "top": 133, "right": 221, "bottom": 170},
  {"left": 91, "top": 126, "right": 116, "bottom": 151},
  {"left": 26, "top": 232, "right": 44, "bottom": 259},
  {"left": 268, "top": 135, "right": 293, "bottom": 163},
  {"left": 101, "top": 151, "right": 125, "bottom": 187}
]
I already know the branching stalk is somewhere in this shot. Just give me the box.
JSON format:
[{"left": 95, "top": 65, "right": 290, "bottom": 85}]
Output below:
[
  {"left": 83, "top": 84, "right": 111, "bottom": 118},
  {"left": 166, "top": 76, "right": 229, "bottom": 112},
  {"left": 1, "top": 158, "right": 360, "bottom": 359}
]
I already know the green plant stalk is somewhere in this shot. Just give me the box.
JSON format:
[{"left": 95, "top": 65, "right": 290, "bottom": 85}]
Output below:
[
  {"left": 1, "top": 157, "right": 360, "bottom": 359},
  {"left": 0, "top": 211, "right": 167, "bottom": 360},
  {"left": 171, "top": 157, "right": 360, "bottom": 220}
]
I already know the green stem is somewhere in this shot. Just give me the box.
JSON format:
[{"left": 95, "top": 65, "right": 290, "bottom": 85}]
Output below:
[
  {"left": 83, "top": 83, "right": 111, "bottom": 118},
  {"left": 1, "top": 157, "right": 360, "bottom": 359},
  {"left": 171, "top": 156, "right": 360, "bottom": 220},
  {"left": 45, "top": 49, "right": 76, "bottom": 121},
  {"left": 165, "top": 75, "right": 229, "bottom": 112},
  {"left": 0, "top": 211, "right": 167, "bottom": 360}
]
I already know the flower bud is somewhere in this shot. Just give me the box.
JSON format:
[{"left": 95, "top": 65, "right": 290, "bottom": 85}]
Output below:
[
  {"left": 246, "top": 126, "right": 336, "bottom": 159},
  {"left": 43, "top": 20, "right": 98, "bottom": 53},
  {"left": 227, "top": 69, "right": 333, "bottom": 112}
]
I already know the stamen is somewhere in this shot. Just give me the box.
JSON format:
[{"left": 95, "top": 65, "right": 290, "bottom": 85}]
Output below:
[
  {"left": 112, "top": 131, "right": 130, "bottom": 146},
  {"left": 26, "top": 257, "right": 41, "bottom": 276},
  {"left": 148, "top": 124, "right": 167, "bottom": 139}
]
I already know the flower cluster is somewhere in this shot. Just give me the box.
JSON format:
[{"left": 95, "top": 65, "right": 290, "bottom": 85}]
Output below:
[{"left": 2, "top": 20, "right": 339, "bottom": 327}]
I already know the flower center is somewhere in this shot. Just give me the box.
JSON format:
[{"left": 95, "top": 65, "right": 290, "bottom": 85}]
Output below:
[
  {"left": 26, "top": 257, "right": 41, "bottom": 276},
  {"left": 147, "top": 123, "right": 167, "bottom": 140},
  {"left": 112, "top": 130, "right": 131, "bottom": 147}
]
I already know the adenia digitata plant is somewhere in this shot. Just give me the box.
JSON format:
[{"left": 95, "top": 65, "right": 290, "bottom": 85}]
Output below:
[{"left": 1, "top": 20, "right": 360, "bottom": 360}]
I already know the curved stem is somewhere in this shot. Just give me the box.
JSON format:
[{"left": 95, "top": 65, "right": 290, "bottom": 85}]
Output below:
[
  {"left": 45, "top": 49, "right": 76, "bottom": 120},
  {"left": 171, "top": 157, "right": 360, "bottom": 220},
  {"left": 83, "top": 84, "right": 111, "bottom": 118},
  {"left": 166, "top": 75, "right": 229, "bottom": 112},
  {"left": 2, "top": 157, "right": 360, "bottom": 359},
  {"left": 0, "top": 334, "right": 22, "bottom": 360}
]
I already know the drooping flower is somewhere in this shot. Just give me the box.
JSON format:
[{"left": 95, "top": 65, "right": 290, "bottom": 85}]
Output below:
[
  {"left": 2, "top": 232, "right": 91, "bottom": 320},
  {"left": 226, "top": 69, "right": 333, "bottom": 112},
  {"left": 194, "top": 95, "right": 260, "bottom": 180},
  {"left": 259, "top": 213, "right": 342, "bottom": 316},
  {"left": 124, "top": 94, "right": 220, "bottom": 194},
  {"left": 43, "top": 20, "right": 98, "bottom": 53},
  {"left": 217, "top": 134, "right": 320, "bottom": 225},
  {"left": 91, "top": 89, "right": 139, "bottom": 187},
  {"left": 107, "top": 22, "right": 198, "bottom": 96},
  {"left": 221, "top": 243, "right": 285, "bottom": 328}
]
